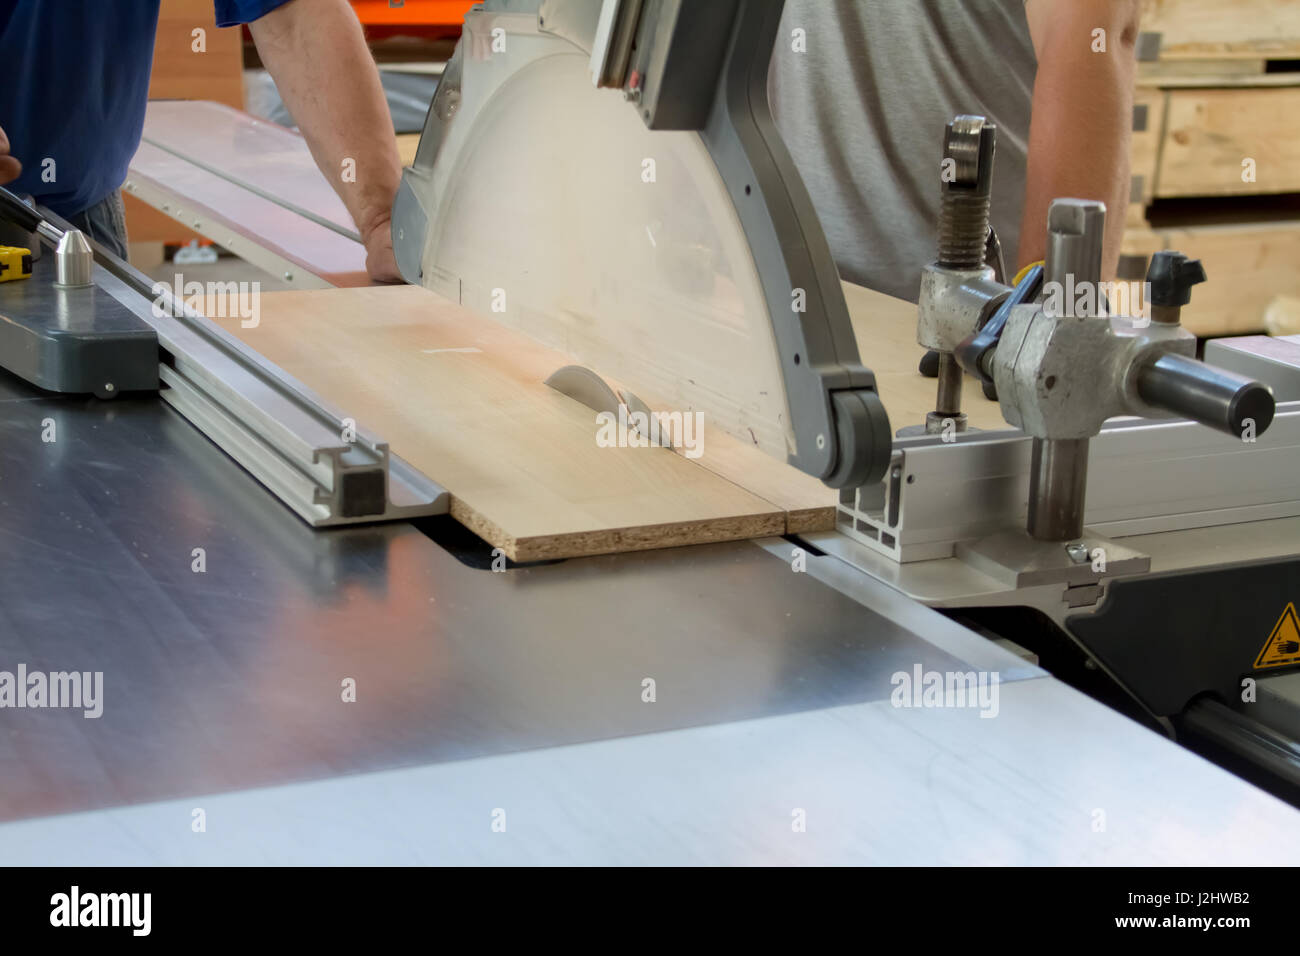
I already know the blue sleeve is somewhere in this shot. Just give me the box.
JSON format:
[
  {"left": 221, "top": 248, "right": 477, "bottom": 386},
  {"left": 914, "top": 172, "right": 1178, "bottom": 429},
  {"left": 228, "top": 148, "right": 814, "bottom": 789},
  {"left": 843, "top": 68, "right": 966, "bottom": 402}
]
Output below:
[{"left": 213, "top": 0, "right": 294, "bottom": 27}]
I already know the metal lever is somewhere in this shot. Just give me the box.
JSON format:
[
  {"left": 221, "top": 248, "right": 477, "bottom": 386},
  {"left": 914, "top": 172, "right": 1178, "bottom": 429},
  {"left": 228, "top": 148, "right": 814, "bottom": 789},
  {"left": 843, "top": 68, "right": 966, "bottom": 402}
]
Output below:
[
  {"left": 955, "top": 264, "right": 1043, "bottom": 390},
  {"left": 0, "top": 183, "right": 43, "bottom": 233},
  {"left": 0, "top": 183, "right": 62, "bottom": 245}
]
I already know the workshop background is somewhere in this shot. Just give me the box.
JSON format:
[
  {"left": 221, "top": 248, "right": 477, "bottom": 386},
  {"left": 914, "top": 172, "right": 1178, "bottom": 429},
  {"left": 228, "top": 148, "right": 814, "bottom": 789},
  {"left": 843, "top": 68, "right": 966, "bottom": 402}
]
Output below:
[
  {"left": 124, "top": 0, "right": 472, "bottom": 288},
  {"left": 125, "top": 0, "right": 1300, "bottom": 338},
  {"left": 6, "top": 0, "right": 1300, "bottom": 871}
]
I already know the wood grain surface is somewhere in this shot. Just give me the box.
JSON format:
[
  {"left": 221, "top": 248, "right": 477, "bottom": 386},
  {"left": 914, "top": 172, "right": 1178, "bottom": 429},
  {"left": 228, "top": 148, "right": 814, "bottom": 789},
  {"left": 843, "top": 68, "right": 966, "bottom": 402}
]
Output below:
[
  {"left": 206, "top": 282, "right": 1007, "bottom": 557},
  {"left": 209, "top": 286, "right": 789, "bottom": 560},
  {"left": 1158, "top": 87, "right": 1300, "bottom": 198}
]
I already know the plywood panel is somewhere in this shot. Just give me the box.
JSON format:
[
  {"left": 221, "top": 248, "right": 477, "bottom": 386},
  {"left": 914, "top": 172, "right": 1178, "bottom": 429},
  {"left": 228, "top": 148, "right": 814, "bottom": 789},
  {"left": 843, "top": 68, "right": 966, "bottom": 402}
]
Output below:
[
  {"left": 208, "top": 285, "right": 787, "bottom": 560},
  {"left": 675, "top": 430, "right": 834, "bottom": 533},
  {"left": 597, "top": 375, "right": 838, "bottom": 532},
  {"left": 1159, "top": 88, "right": 1300, "bottom": 197}
]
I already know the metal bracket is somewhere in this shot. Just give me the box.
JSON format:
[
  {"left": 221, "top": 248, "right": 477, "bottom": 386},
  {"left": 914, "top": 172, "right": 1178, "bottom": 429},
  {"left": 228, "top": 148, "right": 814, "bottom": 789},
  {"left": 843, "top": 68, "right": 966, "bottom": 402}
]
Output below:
[
  {"left": 1132, "top": 103, "right": 1149, "bottom": 133},
  {"left": 955, "top": 528, "right": 1150, "bottom": 591},
  {"left": 76, "top": 229, "right": 451, "bottom": 527},
  {"left": 1136, "top": 31, "right": 1163, "bottom": 62},
  {"left": 838, "top": 404, "right": 1300, "bottom": 563}
]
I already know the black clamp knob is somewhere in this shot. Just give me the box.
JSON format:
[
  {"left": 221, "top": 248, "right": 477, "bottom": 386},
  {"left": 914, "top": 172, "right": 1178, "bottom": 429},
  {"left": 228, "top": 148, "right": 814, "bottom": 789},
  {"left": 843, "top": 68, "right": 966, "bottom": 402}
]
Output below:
[{"left": 1146, "top": 251, "right": 1206, "bottom": 308}]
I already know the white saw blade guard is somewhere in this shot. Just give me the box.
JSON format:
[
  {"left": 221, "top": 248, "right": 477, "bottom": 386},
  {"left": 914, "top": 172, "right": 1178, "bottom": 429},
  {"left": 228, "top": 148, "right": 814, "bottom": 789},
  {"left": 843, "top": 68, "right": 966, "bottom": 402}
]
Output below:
[{"left": 393, "top": 0, "right": 892, "bottom": 488}]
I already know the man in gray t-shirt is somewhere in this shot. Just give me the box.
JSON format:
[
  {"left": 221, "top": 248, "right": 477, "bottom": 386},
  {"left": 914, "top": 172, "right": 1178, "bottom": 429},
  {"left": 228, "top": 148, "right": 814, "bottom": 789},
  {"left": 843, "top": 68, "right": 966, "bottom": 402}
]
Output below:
[{"left": 770, "top": 0, "right": 1139, "bottom": 302}]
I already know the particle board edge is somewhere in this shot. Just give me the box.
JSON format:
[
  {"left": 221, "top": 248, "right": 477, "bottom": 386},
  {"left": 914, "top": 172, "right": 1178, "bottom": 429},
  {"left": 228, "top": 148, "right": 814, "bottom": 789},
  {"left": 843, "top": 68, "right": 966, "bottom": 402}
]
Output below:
[{"left": 509, "top": 510, "right": 786, "bottom": 562}]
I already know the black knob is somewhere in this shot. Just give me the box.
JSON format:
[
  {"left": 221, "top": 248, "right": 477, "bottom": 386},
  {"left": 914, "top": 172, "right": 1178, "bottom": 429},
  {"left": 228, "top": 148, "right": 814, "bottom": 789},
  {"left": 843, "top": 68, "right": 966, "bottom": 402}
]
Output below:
[{"left": 1146, "top": 251, "right": 1207, "bottom": 308}]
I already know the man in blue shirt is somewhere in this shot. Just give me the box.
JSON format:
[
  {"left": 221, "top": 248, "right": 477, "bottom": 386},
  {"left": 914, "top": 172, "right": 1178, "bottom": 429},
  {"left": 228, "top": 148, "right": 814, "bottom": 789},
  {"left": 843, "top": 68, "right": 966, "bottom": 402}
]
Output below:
[{"left": 0, "top": 0, "right": 402, "bottom": 281}]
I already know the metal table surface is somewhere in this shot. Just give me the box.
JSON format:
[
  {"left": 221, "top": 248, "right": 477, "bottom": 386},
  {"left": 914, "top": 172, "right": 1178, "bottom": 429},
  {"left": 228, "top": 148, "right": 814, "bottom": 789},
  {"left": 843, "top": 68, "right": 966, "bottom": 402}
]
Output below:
[{"left": 1, "top": 370, "right": 1297, "bottom": 863}]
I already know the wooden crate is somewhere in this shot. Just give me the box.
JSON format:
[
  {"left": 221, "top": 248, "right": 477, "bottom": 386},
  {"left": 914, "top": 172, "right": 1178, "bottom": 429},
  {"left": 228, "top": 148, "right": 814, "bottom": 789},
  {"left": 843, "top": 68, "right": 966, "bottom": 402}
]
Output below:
[
  {"left": 1121, "top": 2, "right": 1300, "bottom": 335},
  {"left": 1137, "top": 0, "right": 1300, "bottom": 60},
  {"left": 1123, "top": 219, "right": 1300, "bottom": 336},
  {"left": 1159, "top": 87, "right": 1300, "bottom": 198}
]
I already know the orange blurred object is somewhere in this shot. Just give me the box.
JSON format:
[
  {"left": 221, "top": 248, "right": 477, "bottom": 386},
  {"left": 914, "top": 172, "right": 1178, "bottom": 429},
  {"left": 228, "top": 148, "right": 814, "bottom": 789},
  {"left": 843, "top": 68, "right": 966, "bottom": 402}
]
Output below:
[{"left": 350, "top": 0, "right": 476, "bottom": 25}]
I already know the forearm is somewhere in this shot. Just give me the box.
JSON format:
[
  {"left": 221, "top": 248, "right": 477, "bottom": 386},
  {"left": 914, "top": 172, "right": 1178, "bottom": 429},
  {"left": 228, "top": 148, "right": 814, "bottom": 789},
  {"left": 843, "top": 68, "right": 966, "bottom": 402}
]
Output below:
[
  {"left": 1018, "top": 1, "right": 1139, "bottom": 279},
  {"left": 250, "top": 0, "right": 400, "bottom": 245}
]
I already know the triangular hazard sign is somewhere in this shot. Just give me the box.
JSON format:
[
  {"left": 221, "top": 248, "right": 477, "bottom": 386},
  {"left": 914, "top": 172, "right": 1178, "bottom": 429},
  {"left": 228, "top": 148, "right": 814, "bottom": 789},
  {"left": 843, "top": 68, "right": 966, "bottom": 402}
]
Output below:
[{"left": 1254, "top": 602, "right": 1300, "bottom": 669}]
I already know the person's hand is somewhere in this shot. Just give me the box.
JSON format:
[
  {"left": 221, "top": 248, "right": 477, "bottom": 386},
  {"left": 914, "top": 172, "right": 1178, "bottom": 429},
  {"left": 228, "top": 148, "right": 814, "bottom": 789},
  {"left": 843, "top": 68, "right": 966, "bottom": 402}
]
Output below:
[
  {"left": 0, "top": 125, "right": 21, "bottom": 184},
  {"left": 363, "top": 215, "right": 403, "bottom": 284}
]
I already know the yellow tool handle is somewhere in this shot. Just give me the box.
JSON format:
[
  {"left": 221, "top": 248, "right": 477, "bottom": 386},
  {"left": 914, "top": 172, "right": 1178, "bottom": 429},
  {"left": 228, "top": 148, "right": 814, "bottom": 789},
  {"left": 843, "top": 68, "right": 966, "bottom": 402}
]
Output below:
[{"left": 0, "top": 245, "right": 33, "bottom": 283}]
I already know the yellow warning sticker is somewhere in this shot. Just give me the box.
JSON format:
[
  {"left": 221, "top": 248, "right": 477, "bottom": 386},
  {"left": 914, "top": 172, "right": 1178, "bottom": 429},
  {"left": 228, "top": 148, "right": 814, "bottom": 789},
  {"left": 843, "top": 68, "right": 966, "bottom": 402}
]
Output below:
[{"left": 1254, "top": 602, "right": 1300, "bottom": 669}]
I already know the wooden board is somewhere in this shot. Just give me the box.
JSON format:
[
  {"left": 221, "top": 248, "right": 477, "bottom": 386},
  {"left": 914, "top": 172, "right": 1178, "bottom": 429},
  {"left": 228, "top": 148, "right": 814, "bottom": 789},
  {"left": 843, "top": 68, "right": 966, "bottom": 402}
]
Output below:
[
  {"left": 674, "top": 429, "right": 834, "bottom": 533},
  {"left": 1158, "top": 87, "right": 1300, "bottom": 197},
  {"left": 1138, "top": 0, "right": 1300, "bottom": 60},
  {"left": 202, "top": 280, "right": 1018, "bottom": 557},
  {"left": 208, "top": 285, "right": 792, "bottom": 560},
  {"left": 1137, "top": 71, "right": 1300, "bottom": 90},
  {"left": 572, "top": 366, "right": 838, "bottom": 534},
  {"left": 1138, "top": 58, "right": 1267, "bottom": 82}
]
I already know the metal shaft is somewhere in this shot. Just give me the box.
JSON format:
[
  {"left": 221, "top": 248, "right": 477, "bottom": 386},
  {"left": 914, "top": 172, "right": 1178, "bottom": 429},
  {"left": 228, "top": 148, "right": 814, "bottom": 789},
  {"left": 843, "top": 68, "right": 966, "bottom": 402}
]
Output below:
[
  {"left": 1137, "top": 352, "right": 1275, "bottom": 437},
  {"left": 1026, "top": 199, "right": 1106, "bottom": 541},
  {"left": 935, "top": 353, "right": 963, "bottom": 415},
  {"left": 1028, "top": 437, "right": 1089, "bottom": 541},
  {"left": 927, "top": 116, "right": 997, "bottom": 434},
  {"left": 925, "top": 352, "right": 968, "bottom": 435}
]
